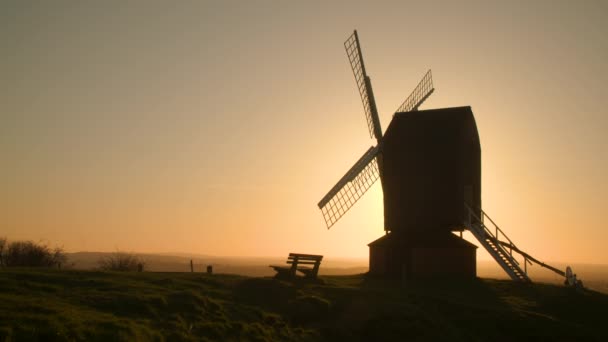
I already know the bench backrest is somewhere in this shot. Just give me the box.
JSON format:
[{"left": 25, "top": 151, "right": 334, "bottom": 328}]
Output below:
[
  {"left": 287, "top": 253, "right": 323, "bottom": 277},
  {"left": 271, "top": 253, "right": 323, "bottom": 278},
  {"left": 288, "top": 253, "right": 323, "bottom": 261}
]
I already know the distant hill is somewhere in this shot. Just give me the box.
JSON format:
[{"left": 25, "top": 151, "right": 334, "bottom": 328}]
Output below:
[
  {"left": 65, "top": 252, "right": 368, "bottom": 277},
  {"left": 0, "top": 269, "right": 607, "bottom": 341}
]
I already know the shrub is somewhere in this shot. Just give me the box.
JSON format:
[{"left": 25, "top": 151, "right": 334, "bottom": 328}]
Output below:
[
  {"left": 0, "top": 239, "right": 66, "bottom": 268},
  {"left": 0, "top": 237, "right": 6, "bottom": 266},
  {"left": 98, "top": 252, "right": 145, "bottom": 272}
]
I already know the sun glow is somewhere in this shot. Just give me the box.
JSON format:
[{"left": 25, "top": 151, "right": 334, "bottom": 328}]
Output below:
[{"left": 1, "top": 1, "right": 607, "bottom": 264}]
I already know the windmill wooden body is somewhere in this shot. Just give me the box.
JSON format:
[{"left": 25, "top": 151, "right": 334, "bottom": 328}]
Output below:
[{"left": 372, "top": 107, "right": 481, "bottom": 278}]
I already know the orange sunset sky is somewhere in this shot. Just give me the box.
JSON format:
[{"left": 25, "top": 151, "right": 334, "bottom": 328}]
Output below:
[{"left": 1, "top": 1, "right": 607, "bottom": 264}]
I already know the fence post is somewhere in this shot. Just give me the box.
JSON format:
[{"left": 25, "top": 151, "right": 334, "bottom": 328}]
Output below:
[{"left": 190, "top": 259, "right": 194, "bottom": 273}]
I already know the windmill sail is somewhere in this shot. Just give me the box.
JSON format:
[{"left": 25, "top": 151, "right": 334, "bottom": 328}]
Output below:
[
  {"left": 395, "top": 69, "right": 434, "bottom": 113},
  {"left": 344, "top": 30, "right": 382, "bottom": 140},
  {"left": 318, "top": 146, "right": 381, "bottom": 229}
]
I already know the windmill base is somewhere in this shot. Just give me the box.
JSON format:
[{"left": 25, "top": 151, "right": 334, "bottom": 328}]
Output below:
[{"left": 368, "top": 231, "right": 477, "bottom": 280}]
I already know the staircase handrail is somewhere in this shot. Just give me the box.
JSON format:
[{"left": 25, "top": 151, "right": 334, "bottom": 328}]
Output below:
[
  {"left": 464, "top": 202, "right": 569, "bottom": 280},
  {"left": 464, "top": 203, "right": 523, "bottom": 267},
  {"left": 465, "top": 203, "right": 519, "bottom": 252}
]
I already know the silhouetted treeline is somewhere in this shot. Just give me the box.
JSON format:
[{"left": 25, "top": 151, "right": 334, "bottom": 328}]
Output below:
[{"left": 0, "top": 238, "right": 66, "bottom": 268}]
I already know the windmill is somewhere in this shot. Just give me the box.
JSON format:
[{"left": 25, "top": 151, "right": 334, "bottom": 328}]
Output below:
[{"left": 317, "top": 30, "right": 581, "bottom": 285}]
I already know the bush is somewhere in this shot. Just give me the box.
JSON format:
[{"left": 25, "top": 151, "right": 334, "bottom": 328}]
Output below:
[
  {"left": 98, "top": 252, "right": 145, "bottom": 272},
  {"left": 0, "top": 238, "right": 66, "bottom": 268},
  {"left": 0, "top": 237, "right": 6, "bottom": 266}
]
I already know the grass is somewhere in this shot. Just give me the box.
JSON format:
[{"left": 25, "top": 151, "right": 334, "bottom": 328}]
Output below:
[{"left": 0, "top": 269, "right": 607, "bottom": 341}]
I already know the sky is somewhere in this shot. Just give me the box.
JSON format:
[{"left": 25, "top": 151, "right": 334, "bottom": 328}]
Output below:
[{"left": 1, "top": 0, "right": 607, "bottom": 264}]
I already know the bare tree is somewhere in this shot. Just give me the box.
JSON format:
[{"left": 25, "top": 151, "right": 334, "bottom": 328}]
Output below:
[{"left": 98, "top": 252, "right": 145, "bottom": 272}]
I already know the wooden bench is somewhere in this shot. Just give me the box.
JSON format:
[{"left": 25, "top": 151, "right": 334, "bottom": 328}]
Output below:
[{"left": 269, "top": 253, "right": 323, "bottom": 280}]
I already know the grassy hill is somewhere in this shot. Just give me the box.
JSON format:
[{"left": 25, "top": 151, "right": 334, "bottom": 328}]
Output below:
[{"left": 0, "top": 269, "right": 607, "bottom": 341}]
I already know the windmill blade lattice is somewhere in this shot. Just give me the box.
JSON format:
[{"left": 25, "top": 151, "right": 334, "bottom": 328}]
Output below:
[
  {"left": 344, "top": 31, "right": 381, "bottom": 140},
  {"left": 318, "top": 146, "right": 381, "bottom": 229},
  {"left": 395, "top": 69, "right": 435, "bottom": 113}
]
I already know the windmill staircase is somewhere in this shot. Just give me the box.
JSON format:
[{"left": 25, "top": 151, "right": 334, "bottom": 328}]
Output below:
[
  {"left": 463, "top": 203, "right": 584, "bottom": 287},
  {"left": 465, "top": 204, "right": 531, "bottom": 282}
]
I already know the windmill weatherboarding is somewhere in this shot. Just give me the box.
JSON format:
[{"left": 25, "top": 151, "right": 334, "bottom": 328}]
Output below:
[{"left": 317, "top": 30, "right": 581, "bottom": 286}]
